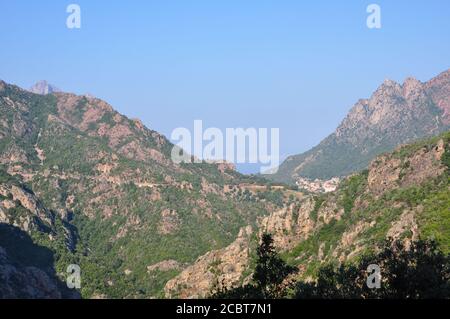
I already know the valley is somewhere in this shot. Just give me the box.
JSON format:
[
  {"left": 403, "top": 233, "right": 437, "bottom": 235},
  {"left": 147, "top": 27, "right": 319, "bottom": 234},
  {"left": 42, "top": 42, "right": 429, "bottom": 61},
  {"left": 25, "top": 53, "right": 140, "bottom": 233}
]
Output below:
[{"left": 0, "top": 70, "right": 449, "bottom": 299}]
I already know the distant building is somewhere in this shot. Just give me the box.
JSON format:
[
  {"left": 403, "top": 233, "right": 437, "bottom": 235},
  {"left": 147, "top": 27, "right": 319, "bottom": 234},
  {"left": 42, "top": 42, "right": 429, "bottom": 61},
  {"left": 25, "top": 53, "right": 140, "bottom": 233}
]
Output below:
[{"left": 296, "top": 177, "right": 340, "bottom": 193}]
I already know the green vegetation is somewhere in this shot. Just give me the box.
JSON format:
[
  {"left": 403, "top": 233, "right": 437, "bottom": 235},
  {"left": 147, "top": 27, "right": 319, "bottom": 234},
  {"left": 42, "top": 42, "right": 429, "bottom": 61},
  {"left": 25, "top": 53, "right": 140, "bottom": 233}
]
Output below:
[
  {"left": 418, "top": 189, "right": 450, "bottom": 254},
  {"left": 294, "top": 239, "right": 450, "bottom": 299},
  {"left": 310, "top": 195, "right": 326, "bottom": 222},
  {"left": 1, "top": 81, "right": 449, "bottom": 299},
  {"left": 214, "top": 236, "right": 450, "bottom": 299},
  {"left": 283, "top": 132, "right": 450, "bottom": 277},
  {"left": 269, "top": 87, "right": 450, "bottom": 183},
  {"left": 442, "top": 131, "right": 450, "bottom": 170},
  {"left": 339, "top": 170, "right": 368, "bottom": 214},
  {"left": 213, "top": 234, "right": 296, "bottom": 299}
]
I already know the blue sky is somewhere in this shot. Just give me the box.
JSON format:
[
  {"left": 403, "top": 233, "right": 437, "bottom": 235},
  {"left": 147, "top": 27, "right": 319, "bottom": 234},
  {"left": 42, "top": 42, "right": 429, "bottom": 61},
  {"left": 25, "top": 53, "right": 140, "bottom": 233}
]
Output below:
[{"left": 1, "top": 1, "right": 449, "bottom": 173}]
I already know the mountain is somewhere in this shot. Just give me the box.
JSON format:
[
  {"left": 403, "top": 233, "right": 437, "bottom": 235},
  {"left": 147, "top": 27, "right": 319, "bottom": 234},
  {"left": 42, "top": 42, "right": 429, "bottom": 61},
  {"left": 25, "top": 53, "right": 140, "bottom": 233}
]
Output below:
[
  {"left": 1, "top": 73, "right": 449, "bottom": 299},
  {"left": 0, "top": 79, "right": 289, "bottom": 298},
  {"left": 29, "top": 81, "right": 60, "bottom": 95},
  {"left": 165, "top": 131, "right": 450, "bottom": 298},
  {"left": 0, "top": 175, "right": 78, "bottom": 298},
  {"left": 270, "top": 69, "right": 450, "bottom": 184}
]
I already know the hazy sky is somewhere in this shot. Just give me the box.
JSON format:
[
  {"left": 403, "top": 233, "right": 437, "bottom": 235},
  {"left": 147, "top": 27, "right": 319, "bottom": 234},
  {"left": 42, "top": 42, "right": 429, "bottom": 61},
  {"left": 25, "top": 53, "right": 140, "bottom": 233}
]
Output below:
[{"left": 1, "top": 1, "right": 449, "bottom": 173}]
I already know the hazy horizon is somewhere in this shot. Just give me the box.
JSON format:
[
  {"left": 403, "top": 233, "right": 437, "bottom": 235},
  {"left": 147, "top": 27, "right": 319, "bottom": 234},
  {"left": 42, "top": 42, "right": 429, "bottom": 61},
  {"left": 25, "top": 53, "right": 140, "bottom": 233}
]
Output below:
[{"left": 1, "top": 0, "right": 450, "bottom": 173}]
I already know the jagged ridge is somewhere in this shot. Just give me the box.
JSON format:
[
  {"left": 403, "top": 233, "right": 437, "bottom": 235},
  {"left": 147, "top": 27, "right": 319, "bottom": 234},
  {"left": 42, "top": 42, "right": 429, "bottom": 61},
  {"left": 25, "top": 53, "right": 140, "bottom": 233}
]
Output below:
[{"left": 270, "top": 69, "right": 450, "bottom": 183}]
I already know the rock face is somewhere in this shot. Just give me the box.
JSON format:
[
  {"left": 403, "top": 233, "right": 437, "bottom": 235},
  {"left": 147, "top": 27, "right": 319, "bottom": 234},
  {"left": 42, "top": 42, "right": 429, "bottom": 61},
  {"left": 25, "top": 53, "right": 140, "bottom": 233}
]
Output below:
[
  {"left": 0, "top": 79, "right": 282, "bottom": 298},
  {"left": 300, "top": 133, "right": 449, "bottom": 266},
  {"left": 3, "top": 185, "right": 54, "bottom": 228},
  {"left": 0, "top": 245, "right": 62, "bottom": 299},
  {"left": 157, "top": 209, "right": 180, "bottom": 235},
  {"left": 425, "top": 69, "right": 450, "bottom": 124},
  {"left": 260, "top": 200, "right": 316, "bottom": 251},
  {"left": 29, "top": 81, "right": 60, "bottom": 95},
  {"left": 164, "top": 226, "right": 253, "bottom": 298},
  {"left": 367, "top": 139, "right": 447, "bottom": 196},
  {"left": 271, "top": 69, "right": 450, "bottom": 183},
  {"left": 0, "top": 219, "right": 79, "bottom": 299},
  {"left": 163, "top": 197, "right": 320, "bottom": 298},
  {"left": 1, "top": 71, "right": 449, "bottom": 299},
  {"left": 167, "top": 133, "right": 450, "bottom": 297},
  {"left": 0, "top": 180, "right": 76, "bottom": 251},
  {"left": 0, "top": 176, "right": 79, "bottom": 299}
]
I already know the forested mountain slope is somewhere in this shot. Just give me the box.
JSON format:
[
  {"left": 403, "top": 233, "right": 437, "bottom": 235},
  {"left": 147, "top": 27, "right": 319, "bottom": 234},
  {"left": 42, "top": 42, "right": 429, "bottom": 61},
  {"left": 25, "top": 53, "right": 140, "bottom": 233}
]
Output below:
[{"left": 0, "top": 80, "right": 287, "bottom": 298}]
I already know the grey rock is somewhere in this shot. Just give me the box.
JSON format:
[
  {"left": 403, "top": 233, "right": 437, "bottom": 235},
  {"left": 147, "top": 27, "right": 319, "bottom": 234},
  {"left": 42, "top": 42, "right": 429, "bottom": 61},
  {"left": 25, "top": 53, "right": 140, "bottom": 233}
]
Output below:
[{"left": 29, "top": 81, "right": 60, "bottom": 95}]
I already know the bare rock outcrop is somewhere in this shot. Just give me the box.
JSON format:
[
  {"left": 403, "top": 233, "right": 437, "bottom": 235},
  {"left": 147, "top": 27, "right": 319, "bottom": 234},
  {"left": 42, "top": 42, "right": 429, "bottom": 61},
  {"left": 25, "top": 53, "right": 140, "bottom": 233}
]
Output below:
[
  {"left": 368, "top": 138, "right": 447, "bottom": 195},
  {"left": 29, "top": 81, "right": 60, "bottom": 95},
  {"left": 260, "top": 199, "right": 316, "bottom": 251},
  {"left": 164, "top": 226, "right": 253, "bottom": 298},
  {"left": 386, "top": 209, "right": 420, "bottom": 242},
  {"left": 0, "top": 246, "right": 63, "bottom": 299},
  {"left": 271, "top": 69, "right": 450, "bottom": 183},
  {"left": 0, "top": 183, "right": 55, "bottom": 233},
  {"left": 157, "top": 209, "right": 180, "bottom": 235}
]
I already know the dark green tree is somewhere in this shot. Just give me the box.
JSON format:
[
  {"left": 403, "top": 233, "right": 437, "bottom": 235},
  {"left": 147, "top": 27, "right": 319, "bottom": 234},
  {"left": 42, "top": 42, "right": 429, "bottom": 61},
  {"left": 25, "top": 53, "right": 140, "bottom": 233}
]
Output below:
[
  {"left": 212, "top": 233, "right": 296, "bottom": 299},
  {"left": 253, "top": 233, "right": 297, "bottom": 298},
  {"left": 295, "top": 239, "right": 450, "bottom": 299}
]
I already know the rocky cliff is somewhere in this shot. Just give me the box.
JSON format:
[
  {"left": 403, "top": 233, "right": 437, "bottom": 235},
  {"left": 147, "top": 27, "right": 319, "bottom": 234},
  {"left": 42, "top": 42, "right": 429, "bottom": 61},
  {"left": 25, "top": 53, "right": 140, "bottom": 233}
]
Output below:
[
  {"left": 270, "top": 69, "right": 450, "bottom": 183},
  {"left": 165, "top": 132, "right": 450, "bottom": 297},
  {"left": 1, "top": 72, "right": 449, "bottom": 299},
  {"left": 29, "top": 81, "right": 60, "bottom": 95},
  {"left": 0, "top": 80, "right": 283, "bottom": 298},
  {"left": 0, "top": 172, "right": 78, "bottom": 298}
]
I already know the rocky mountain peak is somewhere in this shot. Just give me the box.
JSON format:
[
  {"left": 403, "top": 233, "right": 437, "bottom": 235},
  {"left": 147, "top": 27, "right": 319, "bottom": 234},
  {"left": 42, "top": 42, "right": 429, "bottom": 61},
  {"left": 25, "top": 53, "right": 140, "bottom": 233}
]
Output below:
[
  {"left": 425, "top": 68, "right": 450, "bottom": 124},
  {"left": 29, "top": 80, "right": 60, "bottom": 95},
  {"left": 403, "top": 76, "right": 422, "bottom": 88},
  {"left": 382, "top": 78, "right": 399, "bottom": 87},
  {"left": 373, "top": 79, "right": 402, "bottom": 99},
  {"left": 270, "top": 69, "right": 450, "bottom": 183},
  {"left": 402, "top": 77, "right": 424, "bottom": 100}
]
